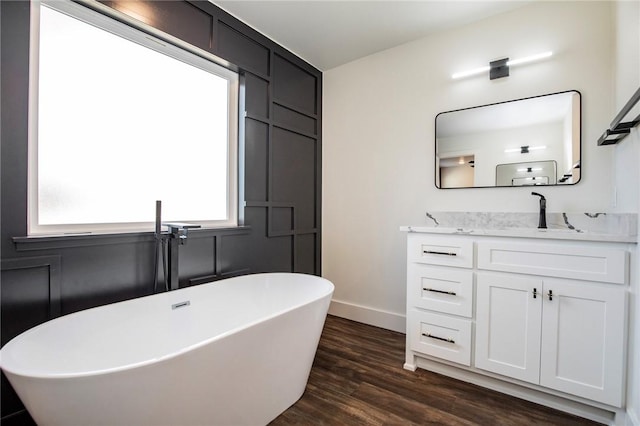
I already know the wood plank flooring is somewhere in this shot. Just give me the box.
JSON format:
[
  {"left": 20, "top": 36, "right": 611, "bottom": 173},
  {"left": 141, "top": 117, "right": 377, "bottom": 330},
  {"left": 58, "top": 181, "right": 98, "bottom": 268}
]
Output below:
[{"left": 270, "top": 315, "right": 601, "bottom": 425}]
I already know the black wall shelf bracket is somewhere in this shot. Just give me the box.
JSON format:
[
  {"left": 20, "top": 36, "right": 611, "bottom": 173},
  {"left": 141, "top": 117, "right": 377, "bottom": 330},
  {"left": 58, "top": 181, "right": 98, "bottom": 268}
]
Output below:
[{"left": 598, "top": 86, "right": 640, "bottom": 145}]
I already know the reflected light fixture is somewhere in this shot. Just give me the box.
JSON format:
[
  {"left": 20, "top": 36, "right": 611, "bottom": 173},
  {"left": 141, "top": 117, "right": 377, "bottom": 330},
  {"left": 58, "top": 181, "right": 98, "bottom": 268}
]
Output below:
[
  {"left": 505, "top": 145, "right": 546, "bottom": 154},
  {"left": 517, "top": 167, "right": 543, "bottom": 172},
  {"left": 452, "top": 51, "right": 553, "bottom": 80}
]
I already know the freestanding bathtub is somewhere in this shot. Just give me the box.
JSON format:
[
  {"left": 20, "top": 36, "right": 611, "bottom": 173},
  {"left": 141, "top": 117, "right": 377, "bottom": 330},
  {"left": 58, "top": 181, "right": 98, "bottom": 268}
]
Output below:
[{"left": 0, "top": 272, "right": 334, "bottom": 426}]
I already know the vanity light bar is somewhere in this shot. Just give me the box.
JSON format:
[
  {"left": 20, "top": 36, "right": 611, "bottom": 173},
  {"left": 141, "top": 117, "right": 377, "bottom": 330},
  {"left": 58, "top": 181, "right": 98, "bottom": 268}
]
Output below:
[
  {"left": 507, "top": 51, "right": 553, "bottom": 66},
  {"left": 452, "top": 51, "right": 553, "bottom": 80},
  {"left": 504, "top": 145, "right": 546, "bottom": 153},
  {"left": 451, "top": 65, "right": 490, "bottom": 80},
  {"left": 517, "top": 167, "right": 543, "bottom": 172}
]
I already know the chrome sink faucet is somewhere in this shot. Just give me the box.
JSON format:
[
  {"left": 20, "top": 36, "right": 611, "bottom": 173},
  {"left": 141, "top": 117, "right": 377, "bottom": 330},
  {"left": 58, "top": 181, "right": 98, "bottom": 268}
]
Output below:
[{"left": 531, "top": 192, "right": 547, "bottom": 229}]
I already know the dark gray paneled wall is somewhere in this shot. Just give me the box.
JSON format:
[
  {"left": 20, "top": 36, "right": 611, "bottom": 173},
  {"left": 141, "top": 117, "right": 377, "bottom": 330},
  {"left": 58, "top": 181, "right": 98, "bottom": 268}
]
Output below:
[{"left": 0, "top": 1, "right": 322, "bottom": 424}]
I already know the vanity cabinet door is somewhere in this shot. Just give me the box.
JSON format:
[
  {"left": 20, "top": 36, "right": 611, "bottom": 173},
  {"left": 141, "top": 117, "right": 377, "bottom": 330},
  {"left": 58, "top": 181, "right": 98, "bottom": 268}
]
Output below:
[
  {"left": 476, "top": 274, "right": 626, "bottom": 406},
  {"left": 475, "top": 273, "right": 542, "bottom": 384},
  {"left": 540, "top": 279, "right": 626, "bottom": 407}
]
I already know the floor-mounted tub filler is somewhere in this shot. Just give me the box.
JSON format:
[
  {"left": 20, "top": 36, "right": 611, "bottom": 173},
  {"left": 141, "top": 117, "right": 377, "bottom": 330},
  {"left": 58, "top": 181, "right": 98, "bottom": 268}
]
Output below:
[{"left": 0, "top": 273, "right": 334, "bottom": 426}]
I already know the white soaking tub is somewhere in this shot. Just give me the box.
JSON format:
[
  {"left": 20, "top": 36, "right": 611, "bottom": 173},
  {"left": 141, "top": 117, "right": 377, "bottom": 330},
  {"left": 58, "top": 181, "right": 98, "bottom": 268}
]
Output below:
[{"left": 0, "top": 272, "right": 334, "bottom": 426}]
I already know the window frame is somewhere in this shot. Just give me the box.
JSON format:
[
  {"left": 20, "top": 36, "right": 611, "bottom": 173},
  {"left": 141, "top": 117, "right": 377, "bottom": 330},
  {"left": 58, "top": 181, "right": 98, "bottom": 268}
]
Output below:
[{"left": 28, "top": 0, "right": 240, "bottom": 236}]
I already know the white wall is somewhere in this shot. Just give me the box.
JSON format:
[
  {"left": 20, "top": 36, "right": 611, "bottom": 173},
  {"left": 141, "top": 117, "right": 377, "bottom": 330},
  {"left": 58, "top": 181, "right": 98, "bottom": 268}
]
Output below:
[
  {"left": 612, "top": 3, "right": 639, "bottom": 214},
  {"left": 612, "top": 1, "right": 640, "bottom": 424},
  {"left": 323, "top": 1, "right": 616, "bottom": 331}
]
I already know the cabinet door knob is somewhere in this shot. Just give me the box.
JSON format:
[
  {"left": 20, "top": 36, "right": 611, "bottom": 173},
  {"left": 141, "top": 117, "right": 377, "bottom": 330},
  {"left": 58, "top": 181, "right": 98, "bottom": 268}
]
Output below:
[
  {"left": 422, "top": 332, "right": 455, "bottom": 344},
  {"left": 533, "top": 288, "right": 538, "bottom": 299},
  {"left": 547, "top": 290, "right": 553, "bottom": 301}
]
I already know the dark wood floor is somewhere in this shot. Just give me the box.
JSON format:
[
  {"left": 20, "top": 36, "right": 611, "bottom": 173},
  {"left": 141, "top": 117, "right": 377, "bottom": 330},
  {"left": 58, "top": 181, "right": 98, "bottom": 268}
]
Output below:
[{"left": 270, "top": 315, "right": 601, "bottom": 425}]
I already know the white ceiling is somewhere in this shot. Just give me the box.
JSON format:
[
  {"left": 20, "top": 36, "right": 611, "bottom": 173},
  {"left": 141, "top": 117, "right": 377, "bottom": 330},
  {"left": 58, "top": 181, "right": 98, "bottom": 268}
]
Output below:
[{"left": 213, "top": 1, "right": 533, "bottom": 71}]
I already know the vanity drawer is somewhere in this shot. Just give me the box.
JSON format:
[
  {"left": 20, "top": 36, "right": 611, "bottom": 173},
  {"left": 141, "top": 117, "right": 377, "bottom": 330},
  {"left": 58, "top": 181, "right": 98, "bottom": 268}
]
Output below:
[
  {"left": 408, "top": 234, "right": 473, "bottom": 269},
  {"left": 408, "top": 265, "right": 473, "bottom": 317},
  {"left": 477, "top": 241, "right": 627, "bottom": 284},
  {"left": 408, "top": 310, "right": 472, "bottom": 366}
]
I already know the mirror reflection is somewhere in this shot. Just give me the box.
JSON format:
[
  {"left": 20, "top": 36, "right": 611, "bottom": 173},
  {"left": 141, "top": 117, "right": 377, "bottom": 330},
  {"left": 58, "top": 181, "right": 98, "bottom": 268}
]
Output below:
[
  {"left": 435, "top": 90, "right": 581, "bottom": 188},
  {"left": 496, "top": 160, "right": 557, "bottom": 186}
]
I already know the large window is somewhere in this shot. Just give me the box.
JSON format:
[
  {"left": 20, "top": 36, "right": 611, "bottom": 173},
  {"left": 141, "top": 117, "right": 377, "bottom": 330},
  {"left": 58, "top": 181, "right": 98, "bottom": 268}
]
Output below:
[{"left": 29, "top": 1, "right": 239, "bottom": 235}]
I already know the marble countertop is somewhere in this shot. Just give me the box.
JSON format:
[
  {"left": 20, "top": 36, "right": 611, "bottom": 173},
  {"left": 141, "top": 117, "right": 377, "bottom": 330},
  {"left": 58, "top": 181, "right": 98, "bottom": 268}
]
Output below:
[
  {"left": 400, "top": 225, "right": 637, "bottom": 243},
  {"left": 401, "top": 212, "right": 637, "bottom": 243}
]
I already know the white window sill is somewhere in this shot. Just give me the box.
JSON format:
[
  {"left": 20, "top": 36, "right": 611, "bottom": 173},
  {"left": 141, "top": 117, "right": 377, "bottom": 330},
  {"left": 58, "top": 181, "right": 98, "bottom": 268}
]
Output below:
[{"left": 13, "top": 226, "right": 251, "bottom": 251}]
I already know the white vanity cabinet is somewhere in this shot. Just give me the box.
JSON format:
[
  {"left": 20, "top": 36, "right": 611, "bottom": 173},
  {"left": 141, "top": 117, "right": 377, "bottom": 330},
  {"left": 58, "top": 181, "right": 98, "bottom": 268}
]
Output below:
[
  {"left": 404, "top": 230, "right": 632, "bottom": 420},
  {"left": 475, "top": 273, "right": 626, "bottom": 406}
]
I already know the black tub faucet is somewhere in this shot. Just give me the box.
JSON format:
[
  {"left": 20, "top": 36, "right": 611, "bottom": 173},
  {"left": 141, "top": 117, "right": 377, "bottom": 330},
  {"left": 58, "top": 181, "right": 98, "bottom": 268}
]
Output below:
[
  {"left": 531, "top": 192, "right": 547, "bottom": 229},
  {"left": 163, "top": 222, "right": 201, "bottom": 291}
]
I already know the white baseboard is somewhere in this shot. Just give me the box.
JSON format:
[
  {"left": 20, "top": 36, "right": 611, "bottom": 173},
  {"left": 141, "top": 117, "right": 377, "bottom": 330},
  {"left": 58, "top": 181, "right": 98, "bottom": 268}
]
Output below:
[{"left": 328, "top": 299, "right": 406, "bottom": 333}]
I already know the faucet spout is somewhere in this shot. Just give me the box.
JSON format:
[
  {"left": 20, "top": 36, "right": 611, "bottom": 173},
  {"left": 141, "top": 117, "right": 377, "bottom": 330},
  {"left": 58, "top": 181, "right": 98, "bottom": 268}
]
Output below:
[
  {"left": 531, "top": 192, "right": 547, "bottom": 229},
  {"left": 163, "top": 222, "right": 202, "bottom": 245}
]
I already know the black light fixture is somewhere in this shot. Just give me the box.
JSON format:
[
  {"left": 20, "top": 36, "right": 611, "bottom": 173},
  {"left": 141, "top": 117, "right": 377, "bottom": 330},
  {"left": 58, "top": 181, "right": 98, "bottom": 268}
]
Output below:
[
  {"left": 505, "top": 145, "right": 546, "bottom": 154},
  {"left": 490, "top": 58, "right": 509, "bottom": 80},
  {"left": 452, "top": 51, "right": 553, "bottom": 80}
]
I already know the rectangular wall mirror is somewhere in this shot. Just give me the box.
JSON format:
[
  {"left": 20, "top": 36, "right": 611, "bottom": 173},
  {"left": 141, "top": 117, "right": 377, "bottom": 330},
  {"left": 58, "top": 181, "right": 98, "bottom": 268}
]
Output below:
[{"left": 435, "top": 90, "right": 581, "bottom": 189}]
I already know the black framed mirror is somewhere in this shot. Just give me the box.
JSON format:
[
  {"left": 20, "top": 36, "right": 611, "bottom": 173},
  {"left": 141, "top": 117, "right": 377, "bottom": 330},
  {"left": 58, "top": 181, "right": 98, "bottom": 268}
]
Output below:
[{"left": 435, "top": 90, "right": 581, "bottom": 188}]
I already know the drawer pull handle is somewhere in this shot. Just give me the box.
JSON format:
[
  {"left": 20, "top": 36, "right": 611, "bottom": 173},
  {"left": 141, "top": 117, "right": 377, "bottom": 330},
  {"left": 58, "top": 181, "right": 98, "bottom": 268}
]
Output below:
[
  {"left": 423, "top": 250, "right": 457, "bottom": 256},
  {"left": 547, "top": 290, "right": 553, "bottom": 301},
  {"left": 533, "top": 288, "right": 537, "bottom": 299},
  {"left": 422, "top": 333, "right": 455, "bottom": 344},
  {"left": 423, "top": 287, "right": 457, "bottom": 296}
]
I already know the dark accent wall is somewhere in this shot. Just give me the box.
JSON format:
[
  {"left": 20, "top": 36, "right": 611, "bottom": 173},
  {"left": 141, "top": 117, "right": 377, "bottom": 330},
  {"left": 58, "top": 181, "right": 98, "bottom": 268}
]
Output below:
[{"left": 0, "top": 1, "right": 322, "bottom": 424}]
